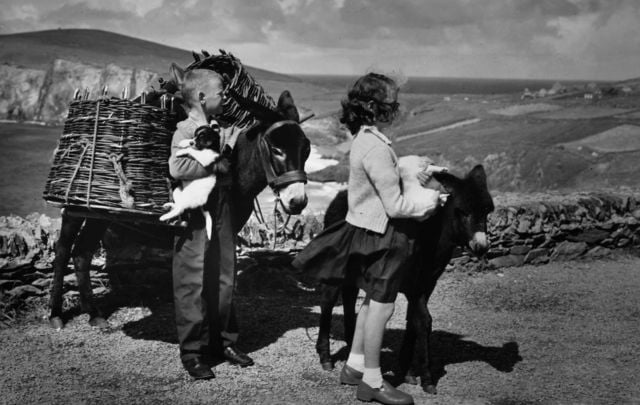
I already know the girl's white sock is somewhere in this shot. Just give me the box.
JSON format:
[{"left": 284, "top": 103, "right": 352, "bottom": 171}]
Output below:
[
  {"left": 346, "top": 352, "right": 365, "bottom": 372},
  {"left": 362, "top": 367, "right": 383, "bottom": 389}
]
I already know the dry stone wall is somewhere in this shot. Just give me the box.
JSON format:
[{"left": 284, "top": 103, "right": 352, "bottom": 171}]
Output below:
[{"left": 1, "top": 192, "right": 639, "bottom": 301}]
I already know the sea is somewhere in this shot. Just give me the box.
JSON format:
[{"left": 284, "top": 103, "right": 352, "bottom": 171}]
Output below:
[{"left": 294, "top": 74, "right": 598, "bottom": 95}]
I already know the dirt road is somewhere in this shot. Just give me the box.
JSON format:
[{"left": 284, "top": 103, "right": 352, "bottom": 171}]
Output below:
[{"left": 1, "top": 255, "right": 639, "bottom": 404}]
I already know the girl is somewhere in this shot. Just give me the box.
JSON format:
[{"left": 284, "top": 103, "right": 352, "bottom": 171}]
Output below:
[{"left": 293, "top": 73, "right": 441, "bottom": 405}]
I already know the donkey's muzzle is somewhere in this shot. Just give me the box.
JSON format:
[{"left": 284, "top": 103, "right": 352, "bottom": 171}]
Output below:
[{"left": 469, "top": 231, "right": 489, "bottom": 256}]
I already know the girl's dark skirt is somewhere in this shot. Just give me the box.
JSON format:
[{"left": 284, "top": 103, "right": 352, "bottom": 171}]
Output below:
[{"left": 292, "top": 219, "right": 419, "bottom": 303}]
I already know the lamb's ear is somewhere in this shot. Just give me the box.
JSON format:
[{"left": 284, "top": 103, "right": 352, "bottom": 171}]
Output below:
[
  {"left": 277, "top": 90, "right": 300, "bottom": 122},
  {"left": 432, "top": 171, "right": 460, "bottom": 194},
  {"left": 170, "top": 63, "right": 186, "bottom": 88}
]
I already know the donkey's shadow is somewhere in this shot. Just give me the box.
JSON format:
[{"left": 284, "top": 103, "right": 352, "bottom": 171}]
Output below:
[
  {"left": 327, "top": 328, "right": 521, "bottom": 387},
  {"left": 384, "top": 329, "right": 522, "bottom": 386}
]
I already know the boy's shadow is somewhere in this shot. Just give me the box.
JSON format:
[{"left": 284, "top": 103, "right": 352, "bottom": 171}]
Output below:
[{"left": 101, "top": 252, "right": 323, "bottom": 354}]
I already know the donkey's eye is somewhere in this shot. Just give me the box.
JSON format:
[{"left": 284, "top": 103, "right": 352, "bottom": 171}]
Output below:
[{"left": 272, "top": 147, "right": 285, "bottom": 157}]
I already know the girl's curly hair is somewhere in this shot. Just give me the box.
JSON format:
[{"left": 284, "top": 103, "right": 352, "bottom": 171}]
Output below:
[{"left": 340, "top": 72, "right": 400, "bottom": 135}]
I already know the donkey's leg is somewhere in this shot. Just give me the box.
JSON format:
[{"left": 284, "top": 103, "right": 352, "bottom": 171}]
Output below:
[
  {"left": 72, "top": 218, "right": 109, "bottom": 327},
  {"left": 413, "top": 294, "right": 437, "bottom": 394},
  {"left": 317, "top": 283, "right": 341, "bottom": 370},
  {"left": 49, "top": 214, "right": 85, "bottom": 329},
  {"left": 341, "top": 283, "right": 359, "bottom": 346},
  {"left": 398, "top": 295, "right": 419, "bottom": 385}
]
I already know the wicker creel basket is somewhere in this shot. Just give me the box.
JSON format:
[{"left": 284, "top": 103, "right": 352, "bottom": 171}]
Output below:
[
  {"left": 43, "top": 97, "right": 176, "bottom": 216},
  {"left": 185, "top": 50, "right": 276, "bottom": 128}
]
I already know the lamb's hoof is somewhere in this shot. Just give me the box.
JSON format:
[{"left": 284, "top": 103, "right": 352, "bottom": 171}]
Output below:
[
  {"left": 89, "top": 316, "right": 109, "bottom": 328},
  {"left": 404, "top": 375, "right": 418, "bottom": 385},
  {"left": 422, "top": 383, "right": 437, "bottom": 395},
  {"left": 49, "top": 317, "right": 64, "bottom": 330},
  {"left": 321, "top": 361, "right": 333, "bottom": 371}
]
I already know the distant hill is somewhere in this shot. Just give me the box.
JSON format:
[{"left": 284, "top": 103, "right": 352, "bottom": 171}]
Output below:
[{"left": 0, "top": 28, "right": 300, "bottom": 83}]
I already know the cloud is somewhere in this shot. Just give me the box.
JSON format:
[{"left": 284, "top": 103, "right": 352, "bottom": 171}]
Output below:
[{"left": 1, "top": 0, "right": 639, "bottom": 79}]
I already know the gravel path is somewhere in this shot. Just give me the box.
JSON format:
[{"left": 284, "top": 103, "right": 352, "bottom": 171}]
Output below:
[{"left": 1, "top": 255, "right": 639, "bottom": 404}]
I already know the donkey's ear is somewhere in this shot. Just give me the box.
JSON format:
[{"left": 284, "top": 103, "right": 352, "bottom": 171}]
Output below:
[
  {"left": 467, "top": 165, "right": 488, "bottom": 188},
  {"left": 169, "top": 63, "right": 185, "bottom": 87},
  {"left": 277, "top": 90, "right": 300, "bottom": 122},
  {"left": 432, "top": 171, "right": 461, "bottom": 194}
]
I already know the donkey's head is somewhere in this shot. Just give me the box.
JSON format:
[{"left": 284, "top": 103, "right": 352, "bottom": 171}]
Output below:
[
  {"left": 433, "top": 165, "right": 494, "bottom": 256},
  {"left": 229, "top": 88, "right": 311, "bottom": 215}
]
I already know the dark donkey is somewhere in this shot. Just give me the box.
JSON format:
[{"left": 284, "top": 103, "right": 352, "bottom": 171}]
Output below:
[
  {"left": 49, "top": 63, "right": 311, "bottom": 329},
  {"left": 316, "top": 164, "right": 494, "bottom": 394}
]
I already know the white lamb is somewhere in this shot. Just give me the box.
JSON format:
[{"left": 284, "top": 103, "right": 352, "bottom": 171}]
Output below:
[
  {"left": 398, "top": 155, "right": 449, "bottom": 215},
  {"left": 159, "top": 138, "right": 219, "bottom": 238}
]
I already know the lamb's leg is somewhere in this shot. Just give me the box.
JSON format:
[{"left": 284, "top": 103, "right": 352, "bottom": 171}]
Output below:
[
  {"left": 49, "top": 213, "right": 84, "bottom": 329},
  {"left": 72, "top": 218, "right": 109, "bottom": 327},
  {"left": 317, "top": 283, "right": 342, "bottom": 370}
]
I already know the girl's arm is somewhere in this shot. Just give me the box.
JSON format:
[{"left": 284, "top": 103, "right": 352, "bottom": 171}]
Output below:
[{"left": 363, "top": 146, "right": 439, "bottom": 219}]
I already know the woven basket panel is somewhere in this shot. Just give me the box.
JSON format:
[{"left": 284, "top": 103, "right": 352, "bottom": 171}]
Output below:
[{"left": 43, "top": 98, "right": 175, "bottom": 215}]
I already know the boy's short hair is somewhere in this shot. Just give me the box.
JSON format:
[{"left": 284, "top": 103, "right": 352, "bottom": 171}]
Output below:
[
  {"left": 180, "top": 69, "right": 224, "bottom": 108},
  {"left": 340, "top": 73, "right": 400, "bottom": 135}
]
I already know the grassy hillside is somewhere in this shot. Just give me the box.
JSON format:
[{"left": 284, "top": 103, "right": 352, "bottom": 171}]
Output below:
[{"left": 0, "top": 29, "right": 300, "bottom": 82}]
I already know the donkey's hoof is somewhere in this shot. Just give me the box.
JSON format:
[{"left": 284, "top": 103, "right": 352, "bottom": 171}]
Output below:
[
  {"left": 422, "top": 383, "right": 437, "bottom": 395},
  {"left": 49, "top": 317, "right": 64, "bottom": 330},
  {"left": 89, "top": 316, "right": 109, "bottom": 328},
  {"left": 321, "top": 361, "right": 334, "bottom": 371},
  {"left": 404, "top": 375, "right": 418, "bottom": 385}
]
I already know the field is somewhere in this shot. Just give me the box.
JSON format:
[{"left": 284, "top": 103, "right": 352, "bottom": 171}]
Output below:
[{"left": 1, "top": 255, "right": 639, "bottom": 404}]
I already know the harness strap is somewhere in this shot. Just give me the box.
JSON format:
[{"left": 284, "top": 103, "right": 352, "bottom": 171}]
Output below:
[{"left": 258, "top": 121, "right": 307, "bottom": 190}]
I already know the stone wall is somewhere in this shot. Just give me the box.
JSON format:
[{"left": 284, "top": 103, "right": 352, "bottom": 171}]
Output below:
[
  {"left": 0, "top": 60, "right": 159, "bottom": 124},
  {"left": 1, "top": 192, "right": 639, "bottom": 301},
  {"left": 451, "top": 192, "right": 640, "bottom": 271}
]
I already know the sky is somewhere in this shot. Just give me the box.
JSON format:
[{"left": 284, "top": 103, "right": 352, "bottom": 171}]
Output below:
[{"left": 1, "top": 0, "right": 639, "bottom": 80}]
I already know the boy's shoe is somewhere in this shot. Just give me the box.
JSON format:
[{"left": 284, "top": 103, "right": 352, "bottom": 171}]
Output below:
[
  {"left": 182, "top": 357, "right": 215, "bottom": 380},
  {"left": 340, "top": 364, "right": 363, "bottom": 385},
  {"left": 356, "top": 380, "right": 414, "bottom": 405},
  {"left": 222, "top": 346, "right": 254, "bottom": 367}
]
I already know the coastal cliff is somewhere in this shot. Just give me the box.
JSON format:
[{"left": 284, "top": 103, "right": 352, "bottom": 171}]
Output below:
[{"left": 0, "top": 60, "right": 159, "bottom": 123}]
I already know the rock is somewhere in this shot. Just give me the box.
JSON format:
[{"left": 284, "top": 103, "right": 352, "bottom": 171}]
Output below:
[
  {"left": 0, "top": 279, "right": 19, "bottom": 290},
  {"left": 617, "top": 238, "right": 631, "bottom": 248},
  {"left": 487, "top": 247, "right": 510, "bottom": 259},
  {"left": 585, "top": 246, "right": 612, "bottom": 259},
  {"left": 6, "top": 285, "right": 43, "bottom": 299},
  {"left": 567, "top": 229, "right": 610, "bottom": 245},
  {"left": 551, "top": 241, "right": 588, "bottom": 260},
  {"left": 517, "top": 218, "right": 532, "bottom": 234},
  {"left": 524, "top": 248, "right": 551, "bottom": 264},
  {"left": 63, "top": 273, "right": 77, "bottom": 287},
  {"left": 32, "top": 278, "right": 52, "bottom": 289},
  {"left": 510, "top": 245, "right": 532, "bottom": 256},
  {"left": 632, "top": 209, "right": 640, "bottom": 220},
  {"left": 489, "top": 254, "right": 525, "bottom": 269},
  {"left": 92, "top": 287, "right": 109, "bottom": 295}
]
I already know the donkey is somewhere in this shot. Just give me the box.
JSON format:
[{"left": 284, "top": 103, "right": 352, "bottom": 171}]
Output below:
[
  {"left": 48, "top": 62, "right": 311, "bottom": 329},
  {"left": 315, "top": 164, "right": 494, "bottom": 394}
]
